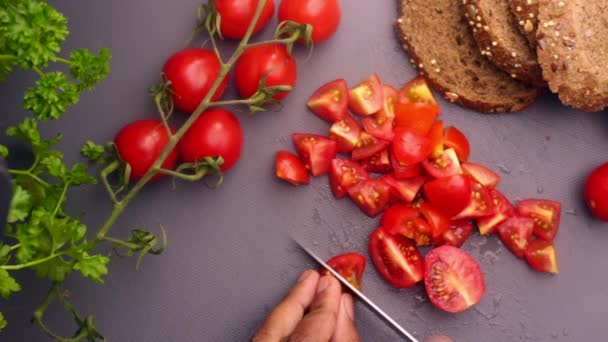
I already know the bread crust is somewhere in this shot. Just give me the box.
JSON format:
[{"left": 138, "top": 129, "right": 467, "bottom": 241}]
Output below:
[{"left": 508, "top": 0, "right": 539, "bottom": 49}]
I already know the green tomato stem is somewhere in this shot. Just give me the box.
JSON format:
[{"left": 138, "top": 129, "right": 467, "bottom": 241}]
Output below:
[
  {"left": 100, "top": 236, "right": 139, "bottom": 250},
  {"left": 100, "top": 161, "right": 120, "bottom": 204},
  {"left": 33, "top": 283, "right": 89, "bottom": 342}
]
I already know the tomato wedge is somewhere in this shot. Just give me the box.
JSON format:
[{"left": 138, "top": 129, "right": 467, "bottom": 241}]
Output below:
[
  {"left": 381, "top": 175, "right": 425, "bottom": 204},
  {"left": 351, "top": 132, "right": 390, "bottom": 161},
  {"left": 420, "top": 202, "right": 450, "bottom": 238},
  {"left": 423, "top": 175, "right": 472, "bottom": 218},
  {"left": 421, "top": 148, "right": 462, "bottom": 179},
  {"left": 425, "top": 246, "right": 485, "bottom": 313},
  {"left": 427, "top": 120, "right": 444, "bottom": 158},
  {"left": 433, "top": 220, "right": 474, "bottom": 248},
  {"left": 392, "top": 127, "right": 432, "bottom": 166},
  {"left": 307, "top": 79, "right": 349, "bottom": 122},
  {"left": 329, "top": 114, "right": 362, "bottom": 153},
  {"left": 329, "top": 159, "right": 369, "bottom": 198},
  {"left": 398, "top": 76, "right": 437, "bottom": 105},
  {"left": 517, "top": 199, "right": 561, "bottom": 242},
  {"left": 524, "top": 240, "right": 559, "bottom": 274},
  {"left": 348, "top": 179, "right": 391, "bottom": 217},
  {"left": 369, "top": 227, "right": 424, "bottom": 288},
  {"left": 361, "top": 85, "right": 397, "bottom": 140},
  {"left": 453, "top": 181, "right": 494, "bottom": 220},
  {"left": 275, "top": 151, "right": 310, "bottom": 185},
  {"left": 322, "top": 253, "right": 367, "bottom": 289},
  {"left": 292, "top": 133, "right": 337, "bottom": 176},
  {"left": 394, "top": 102, "right": 440, "bottom": 135},
  {"left": 461, "top": 162, "right": 500, "bottom": 189},
  {"left": 390, "top": 152, "right": 423, "bottom": 179},
  {"left": 477, "top": 189, "right": 515, "bottom": 235},
  {"left": 443, "top": 127, "right": 470, "bottom": 162},
  {"left": 497, "top": 216, "right": 534, "bottom": 258},
  {"left": 381, "top": 205, "right": 432, "bottom": 245},
  {"left": 348, "top": 73, "right": 383, "bottom": 116},
  {"left": 360, "top": 149, "right": 392, "bottom": 174}
]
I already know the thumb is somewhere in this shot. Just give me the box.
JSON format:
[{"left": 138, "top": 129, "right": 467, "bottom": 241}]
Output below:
[
  {"left": 426, "top": 336, "right": 453, "bottom": 342},
  {"left": 331, "top": 293, "right": 360, "bottom": 342}
]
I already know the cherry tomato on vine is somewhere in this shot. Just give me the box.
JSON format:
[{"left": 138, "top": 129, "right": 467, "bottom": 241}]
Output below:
[
  {"left": 179, "top": 109, "right": 243, "bottom": 171},
  {"left": 162, "top": 48, "right": 228, "bottom": 114},
  {"left": 278, "top": 0, "right": 341, "bottom": 43},
  {"left": 215, "top": 0, "right": 275, "bottom": 39},
  {"left": 585, "top": 162, "right": 608, "bottom": 222},
  {"left": 114, "top": 120, "right": 179, "bottom": 182},
  {"left": 234, "top": 43, "right": 297, "bottom": 100}
]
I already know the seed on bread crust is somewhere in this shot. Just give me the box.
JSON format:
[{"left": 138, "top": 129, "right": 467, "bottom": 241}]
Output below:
[{"left": 508, "top": 0, "right": 539, "bottom": 48}]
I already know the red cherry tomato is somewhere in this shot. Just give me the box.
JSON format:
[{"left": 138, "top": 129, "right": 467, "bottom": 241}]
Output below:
[
  {"left": 215, "top": 0, "right": 275, "bottom": 39},
  {"left": 114, "top": 120, "right": 179, "bottom": 182},
  {"left": 585, "top": 162, "right": 608, "bottom": 221},
  {"left": 278, "top": 0, "right": 341, "bottom": 43},
  {"left": 275, "top": 151, "right": 310, "bottom": 185},
  {"left": 179, "top": 109, "right": 243, "bottom": 171},
  {"left": 162, "top": 48, "right": 228, "bottom": 114},
  {"left": 369, "top": 227, "right": 424, "bottom": 288}
]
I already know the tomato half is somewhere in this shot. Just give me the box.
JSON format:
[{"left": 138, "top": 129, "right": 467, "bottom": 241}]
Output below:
[
  {"left": 278, "top": 0, "right": 341, "bottom": 43},
  {"left": 476, "top": 189, "right": 515, "bottom": 235},
  {"left": 215, "top": 0, "right": 275, "bottom": 39},
  {"left": 390, "top": 152, "right": 422, "bottom": 179},
  {"left": 394, "top": 102, "right": 439, "bottom": 135},
  {"left": 423, "top": 175, "right": 472, "bottom": 218},
  {"left": 421, "top": 148, "right": 462, "bottom": 179},
  {"left": 517, "top": 199, "right": 561, "bottom": 241},
  {"left": 179, "top": 109, "right": 243, "bottom": 171},
  {"left": 425, "top": 246, "right": 485, "bottom": 313},
  {"left": 443, "top": 127, "right": 470, "bottom": 162},
  {"left": 234, "top": 43, "right": 297, "bottom": 100},
  {"left": 162, "top": 48, "right": 228, "bottom": 114},
  {"left": 275, "top": 151, "right": 310, "bottom": 185},
  {"left": 433, "top": 220, "right": 474, "bottom": 248},
  {"left": 361, "top": 149, "right": 392, "bottom": 174},
  {"left": 329, "top": 114, "right": 361, "bottom": 153},
  {"left": 323, "top": 253, "right": 366, "bottom": 289},
  {"left": 381, "top": 175, "right": 425, "bottom": 204},
  {"left": 461, "top": 162, "right": 500, "bottom": 189},
  {"left": 307, "top": 79, "right": 348, "bottom": 122},
  {"left": 585, "top": 162, "right": 608, "bottom": 221},
  {"left": 427, "top": 120, "right": 444, "bottom": 158},
  {"left": 115, "top": 120, "right": 179, "bottom": 182},
  {"left": 392, "top": 127, "right": 432, "bottom": 166},
  {"left": 497, "top": 216, "right": 534, "bottom": 258},
  {"left": 369, "top": 227, "right": 424, "bottom": 288},
  {"left": 329, "top": 159, "right": 369, "bottom": 198},
  {"left": 292, "top": 133, "right": 337, "bottom": 176},
  {"left": 348, "top": 179, "right": 391, "bottom": 217},
  {"left": 398, "top": 76, "right": 437, "bottom": 105},
  {"left": 420, "top": 202, "right": 450, "bottom": 238},
  {"left": 351, "top": 132, "right": 390, "bottom": 161},
  {"left": 348, "top": 73, "right": 383, "bottom": 116},
  {"left": 525, "top": 240, "right": 559, "bottom": 274},
  {"left": 453, "top": 181, "right": 494, "bottom": 220}
]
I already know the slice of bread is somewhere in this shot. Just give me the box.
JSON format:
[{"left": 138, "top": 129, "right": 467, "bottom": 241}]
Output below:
[
  {"left": 396, "top": 0, "right": 541, "bottom": 113},
  {"left": 536, "top": 0, "right": 608, "bottom": 111},
  {"left": 462, "top": 0, "right": 544, "bottom": 86},
  {"left": 508, "top": 0, "right": 539, "bottom": 49}
]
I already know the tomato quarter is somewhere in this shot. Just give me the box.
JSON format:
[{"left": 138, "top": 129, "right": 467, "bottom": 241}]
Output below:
[
  {"left": 453, "top": 181, "right": 494, "bottom": 220},
  {"left": 525, "top": 240, "right": 559, "bottom": 274},
  {"left": 390, "top": 152, "right": 423, "bottom": 179},
  {"left": 292, "top": 133, "right": 337, "bottom": 176},
  {"left": 423, "top": 175, "right": 472, "bottom": 218},
  {"left": 215, "top": 0, "right": 275, "bottom": 39},
  {"left": 360, "top": 149, "right": 392, "bottom": 174},
  {"left": 433, "top": 220, "right": 474, "bottom": 248},
  {"left": 323, "top": 252, "right": 366, "bottom": 289},
  {"left": 329, "top": 114, "right": 362, "bottom": 153},
  {"left": 348, "top": 179, "right": 391, "bottom": 217},
  {"left": 275, "top": 151, "right": 310, "bottom": 185},
  {"left": 398, "top": 76, "right": 437, "bottom": 105},
  {"left": 329, "top": 159, "right": 369, "bottom": 198},
  {"left": 443, "top": 127, "right": 470, "bottom": 162},
  {"left": 461, "top": 162, "right": 500, "bottom": 189},
  {"left": 585, "top": 162, "right": 608, "bottom": 221},
  {"left": 476, "top": 189, "right": 515, "bottom": 235},
  {"left": 381, "top": 175, "right": 425, "bottom": 204},
  {"left": 369, "top": 227, "right": 424, "bottom": 288},
  {"left": 497, "top": 216, "right": 534, "bottom": 258},
  {"left": 420, "top": 202, "right": 451, "bottom": 238},
  {"left": 392, "top": 127, "right": 432, "bottom": 166},
  {"left": 381, "top": 205, "right": 432, "bottom": 245},
  {"left": 348, "top": 73, "right": 383, "bottom": 116},
  {"left": 517, "top": 199, "right": 561, "bottom": 241},
  {"left": 351, "top": 132, "right": 390, "bottom": 161},
  {"left": 307, "top": 79, "right": 349, "bottom": 122},
  {"left": 421, "top": 148, "right": 462, "bottom": 179}
]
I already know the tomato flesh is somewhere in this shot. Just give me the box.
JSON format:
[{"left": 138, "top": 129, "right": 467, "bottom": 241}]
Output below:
[
  {"left": 433, "top": 220, "right": 474, "bottom": 248},
  {"left": 369, "top": 227, "right": 424, "bottom": 288},
  {"left": 348, "top": 73, "right": 383, "bottom": 116},
  {"left": 517, "top": 199, "right": 561, "bottom": 241},
  {"left": 427, "top": 120, "right": 444, "bottom": 158},
  {"left": 585, "top": 162, "right": 608, "bottom": 221},
  {"left": 390, "top": 152, "right": 423, "bottom": 179},
  {"left": 443, "top": 127, "right": 470, "bottom": 162},
  {"left": 497, "top": 216, "right": 534, "bottom": 258},
  {"left": 215, "top": 0, "right": 275, "bottom": 39},
  {"left": 329, "top": 115, "right": 362, "bottom": 153},
  {"left": 476, "top": 189, "right": 515, "bottom": 235},
  {"left": 425, "top": 246, "right": 485, "bottom": 313},
  {"left": 381, "top": 175, "right": 425, "bottom": 204},
  {"left": 307, "top": 79, "right": 348, "bottom": 122},
  {"left": 329, "top": 159, "right": 369, "bottom": 198},
  {"left": 423, "top": 175, "right": 472, "bottom": 218},
  {"left": 453, "top": 181, "right": 494, "bottom": 220},
  {"left": 323, "top": 253, "right": 366, "bottom": 289},
  {"left": 421, "top": 148, "right": 462, "bottom": 179},
  {"left": 292, "top": 133, "right": 337, "bottom": 176},
  {"left": 361, "top": 85, "right": 397, "bottom": 141},
  {"left": 398, "top": 76, "right": 437, "bottom": 105},
  {"left": 348, "top": 179, "right": 391, "bottom": 217},
  {"left": 420, "top": 202, "right": 451, "bottom": 238},
  {"left": 461, "top": 162, "right": 500, "bottom": 189},
  {"left": 275, "top": 151, "right": 310, "bottom": 186},
  {"left": 525, "top": 240, "right": 559, "bottom": 274},
  {"left": 381, "top": 205, "right": 432, "bottom": 246},
  {"left": 392, "top": 127, "right": 432, "bottom": 166},
  {"left": 351, "top": 132, "right": 390, "bottom": 161},
  {"left": 394, "top": 102, "right": 440, "bottom": 135},
  {"left": 360, "top": 149, "right": 392, "bottom": 174}
]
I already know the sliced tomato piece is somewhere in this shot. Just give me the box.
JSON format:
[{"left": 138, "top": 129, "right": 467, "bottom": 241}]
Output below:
[
  {"left": 423, "top": 175, "right": 472, "bottom": 218},
  {"left": 462, "top": 162, "right": 500, "bottom": 189},
  {"left": 392, "top": 127, "right": 432, "bottom": 166},
  {"left": 517, "top": 199, "right": 561, "bottom": 242},
  {"left": 292, "top": 133, "right": 338, "bottom": 176},
  {"left": 421, "top": 148, "right": 462, "bottom": 179},
  {"left": 443, "top": 127, "right": 470, "bottom": 162},
  {"left": 369, "top": 227, "right": 424, "bottom": 288},
  {"left": 361, "top": 149, "right": 392, "bottom": 174},
  {"left": 322, "top": 253, "right": 367, "bottom": 289},
  {"left": 398, "top": 76, "right": 437, "bottom": 105},
  {"left": 329, "top": 159, "right": 369, "bottom": 199},
  {"left": 362, "top": 114, "right": 394, "bottom": 141},
  {"left": 351, "top": 132, "right": 390, "bottom": 161},
  {"left": 427, "top": 120, "right": 444, "bottom": 158},
  {"left": 381, "top": 205, "right": 432, "bottom": 246},
  {"left": 394, "top": 102, "right": 440, "bottom": 135},
  {"left": 348, "top": 73, "right": 383, "bottom": 116},
  {"left": 307, "top": 79, "right": 349, "bottom": 122},
  {"left": 348, "top": 178, "right": 391, "bottom": 217},
  {"left": 476, "top": 189, "right": 515, "bottom": 235},
  {"left": 453, "top": 180, "right": 494, "bottom": 220},
  {"left": 329, "top": 115, "right": 362, "bottom": 153},
  {"left": 390, "top": 152, "right": 423, "bottom": 179},
  {"left": 420, "top": 202, "right": 450, "bottom": 238},
  {"left": 433, "top": 220, "right": 474, "bottom": 248},
  {"left": 381, "top": 174, "right": 425, "bottom": 204},
  {"left": 275, "top": 151, "right": 310, "bottom": 186},
  {"left": 525, "top": 240, "right": 559, "bottom": 274},
  {"left": 379, "top": 85, "right": 399, "bottom": 118},
  {"left": 497, "top": 216, "right": 534, "bottom": 258},
  {"left": 425, "top": 246, "right": 485, "bottom": 313}
]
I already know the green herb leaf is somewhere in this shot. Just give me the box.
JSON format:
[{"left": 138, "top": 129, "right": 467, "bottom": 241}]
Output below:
[
  {"left": 8, "top": 185, "right": 32, "bottom": 223},
  {"left": 0, "top": 312, "right": 6, "bottom": 332},
  {"left": 0, "top": 268, "right": 21, "bottom": 299},
  {"left": 0, "top": 244, "right": 11, "bottom": 265},
  {"left": 6, "top": 118, "right": 40, "bottom": 145},
  {"left": 73, "top": 252, "right": 109, "bottom": 283},
  {"left": 40, "top": 154, "right": 66, "bottom": 179},
  {"left": 65, "top": 163, "right": 97, "bottom": 185},
  {"left": 24, "top": 72, "right": 79, "bottom": 120},
  {"left": 0, "top": 144, "right": 7, "bottom": 158},
  {"left": 69, "top": 48, "right": 111, "bottom": 91},
  {"left": 32, "top": 256, "right": 71, "bottom": 282},
  {"left": 80, "top": 141, "right": 105, "bottom": 162}
]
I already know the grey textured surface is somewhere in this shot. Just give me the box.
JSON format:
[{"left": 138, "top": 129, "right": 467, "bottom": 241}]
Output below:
[{"left": 1, "top": 1, "right": 608, "bottom": 341}]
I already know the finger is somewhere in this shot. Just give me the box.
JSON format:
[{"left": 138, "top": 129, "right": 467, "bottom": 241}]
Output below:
[
  {"left": 426, "top": 336, "right": 453, "bottom": 342},
  {"left": 331, "top": 293, "right": 360, "bottom": 342},
  {"left": 289, "top": 275, "right": 342, "bottom": 342},
  {"left": 253, "top": 270, "right": 320, "bottom": 342}
]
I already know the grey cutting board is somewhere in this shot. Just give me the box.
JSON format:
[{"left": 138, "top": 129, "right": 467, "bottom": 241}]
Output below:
[{"left": 1, "top": 1, "right": 608, "bottom": 341}]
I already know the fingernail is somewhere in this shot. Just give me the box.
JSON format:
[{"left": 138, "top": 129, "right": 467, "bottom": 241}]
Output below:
[
  {"left": 297, "top": 270, "right": 314, "bottom": 283},
  {"left": 316, "top": 275, "right": 331, "bottom": 293},
  {"left": 342, "top": 294, "right": 355, "bottom": 321}
]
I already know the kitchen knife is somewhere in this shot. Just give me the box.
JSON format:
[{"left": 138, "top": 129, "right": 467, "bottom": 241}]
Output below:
[
  {"left": 0, "top": 156, "right": 11, "bottom": 231},
  {"left": 293, "top": 239, "right": 420, "bottom": 342}
]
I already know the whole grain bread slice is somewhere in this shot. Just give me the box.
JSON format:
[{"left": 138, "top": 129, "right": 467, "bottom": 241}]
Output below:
[
  {"left": 537, "top": 0, "right": 608, "bottom": 111},
  {"left": 508, "top": 0, "right": 539, "bottom": 49},
  {"left": 462, "top": 0, "right": 544, "bottom": 86},
  {"left": 396, "top": 0, "right": 541, "bottom": 113}
]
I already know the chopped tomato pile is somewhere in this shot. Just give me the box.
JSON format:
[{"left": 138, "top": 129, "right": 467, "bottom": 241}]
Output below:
[{"left": 277, "top": 74, "right": 562, "bottom": 313}]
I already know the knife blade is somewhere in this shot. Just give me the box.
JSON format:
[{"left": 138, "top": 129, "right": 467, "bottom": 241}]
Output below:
[{"left": 293, "top": 239, "right": 420, "bottom": 342}]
